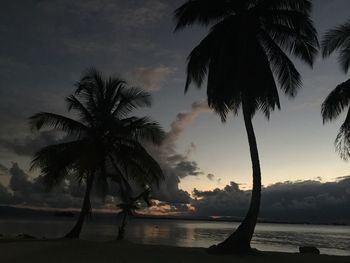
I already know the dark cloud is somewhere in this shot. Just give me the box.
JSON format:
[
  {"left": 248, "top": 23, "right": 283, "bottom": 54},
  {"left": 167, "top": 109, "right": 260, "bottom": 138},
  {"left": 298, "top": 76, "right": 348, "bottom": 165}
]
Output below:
[
  {"left": 0, "top": 184, "right": 13, "bottom": 205},
  {"left": 0, "top": 131, "right": 62, "bottom": 156},
  {"left": 192, "top": 182, "right": 250, "bottom": 218},
  {"left": 207, "top": 173, "right": 215, "bottom": 181},
  {"left": 174, "top": 161, "right": 203, "bottom": 178},
  {"left": 152, "top": 171, "right": 191, "bottom": 204},
  {"left": 0, "top": 163, "right": 115, "bottom": 209},
  {"left": 2, "top": 161, "right": 350, "bottom": 225},
  {"left": 191, "top": 178, "right": 350, "bottom": 224}
]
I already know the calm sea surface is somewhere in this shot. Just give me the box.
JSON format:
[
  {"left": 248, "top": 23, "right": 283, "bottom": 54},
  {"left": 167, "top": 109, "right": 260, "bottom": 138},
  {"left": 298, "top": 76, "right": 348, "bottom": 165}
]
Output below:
[{"left": 0, "top": 217, "right": 349, "bottom": 256}]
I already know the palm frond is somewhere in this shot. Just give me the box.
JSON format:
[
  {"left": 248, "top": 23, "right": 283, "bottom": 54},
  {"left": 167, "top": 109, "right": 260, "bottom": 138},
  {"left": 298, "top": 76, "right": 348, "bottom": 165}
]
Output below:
[
  {"left": 120, "top": 117, "right": 165, "bottom": 145},
  {"left": 185, "top": 28, "right": 218, "bottom": 92},
  {"left": 107, "top": 156, "right": 133, "bottom": 200},
  {"left": 322, "top": 20, "right": 350, "bottom": 72},
  {"left": 338, "top": 47, "right": 350, "bottom": 73},
  {"left": 335, "top": 109, "right": 350, "bottom": 161},
  {"left": 265, "top": 23, "right": 318, "bottom": 67},
  {"left": 112, "top": 87, "right": 151, "bottom": 117},
  {"left": 30, "top": 140, "right": 87, "bottom": 189},
  {"left": 112, "top": 141, "right": 164, "bottom": 187},
  {"left": 174, "top": 0, "right": 238, "bottom": 31},
  {"left": 259, "top": 31, "right": 302, "bottom": 97},
  {"left": 76, "top": 67, "right": 105, "bottom": 102},
  {"left": 29, "top": 112, "right": 88, "bottom": 137},
  {"left": 261, "top": 0, "right": 312, "bottom": 13},
  {"left": 322, "top": 79, "right": 350, "bottom": 122},
  {"left": 105, "top": 77, "right": 126, "bottom": 111},
  {"left": 65, "top": 95, "right": 94, "bottom": 126}
]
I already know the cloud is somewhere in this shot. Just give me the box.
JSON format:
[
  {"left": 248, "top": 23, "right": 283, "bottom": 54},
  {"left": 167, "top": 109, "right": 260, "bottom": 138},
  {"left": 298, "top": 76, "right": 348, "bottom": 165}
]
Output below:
[
  {"left": 0, "top": 131, "right": 62, "bottom": 157},
  {"left": 192, "top": 182, "right": 250, "bottom": 218},
  {"left": 207, "top": 173, "right": 215, "bottom": 181},
  {"left": 2, "top": 160, "right": 350, "bottom": 225},
  {"left": 0, "top": 164, "right": 8, "bottom": 175},
  {"left": 0, "top": 184, "right": 13, "bottom": 205},
  {"left": 146, "top": 100, "right": 210, "bottom": 203},
  {"left": 38, "top": 0, "right": 169, "bottom": 29},
  {"left": 130, "top": 65, "right": 175, "bottom": 91},
  {"left": 117, "top": 0, "right": 168, "bottom": 28},
  {"left": 191, "top": 178, "right": 350, "bottom": 224},
  {"left": 140, "top": 200, "right": 195, "bottom": 216},
  {"left": 186, "top": 142, "right": 196, "bottom": 156},
  {"left": 1, "top": 162, "right": 117, "bottom": 209},
  {"left": 165, "top": 100, "right": 210, "bottom": 145}
]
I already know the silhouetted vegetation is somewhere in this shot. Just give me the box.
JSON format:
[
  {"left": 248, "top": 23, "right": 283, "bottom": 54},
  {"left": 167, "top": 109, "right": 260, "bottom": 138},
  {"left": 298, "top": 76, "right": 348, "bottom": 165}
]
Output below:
[
  {"left": 174, "top": 0, "right": 318, "bottom": 254},
  {"left": 116, "top": 188, "right": 151, "bottom": 240},
  {"left": 321, "top": 20, "right": 350, "bottom": 160},
  {"left": 30, "top": 68, "right": 165, "bottom": 239}
]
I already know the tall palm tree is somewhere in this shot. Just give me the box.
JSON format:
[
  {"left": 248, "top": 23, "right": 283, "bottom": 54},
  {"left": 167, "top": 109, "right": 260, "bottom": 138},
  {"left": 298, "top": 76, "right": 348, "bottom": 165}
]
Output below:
[
  {"left": 321, "top": 20, "right": 350, "bottom": 160},
  {"left": 30, "top": 68, "right": 165, "bottom": 239},
  {"left": 174, "top": 0, "right": 318, "bottom": 253}
]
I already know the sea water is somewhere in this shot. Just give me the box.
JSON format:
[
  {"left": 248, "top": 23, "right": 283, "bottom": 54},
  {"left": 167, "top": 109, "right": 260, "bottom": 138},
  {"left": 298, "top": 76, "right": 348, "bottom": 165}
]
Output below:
[{"left": 0, "top": 218, "right": 349, "bottom": 256}]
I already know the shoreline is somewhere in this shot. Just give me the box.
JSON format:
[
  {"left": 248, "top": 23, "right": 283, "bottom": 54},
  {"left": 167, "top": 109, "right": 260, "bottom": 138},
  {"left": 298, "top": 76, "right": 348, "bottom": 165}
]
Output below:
[
  {"left": 0, "top": 240, "right": 349, "bottom": 263},
  {"left": 1, "top": 205, "right": 349, "bottom": 227}
]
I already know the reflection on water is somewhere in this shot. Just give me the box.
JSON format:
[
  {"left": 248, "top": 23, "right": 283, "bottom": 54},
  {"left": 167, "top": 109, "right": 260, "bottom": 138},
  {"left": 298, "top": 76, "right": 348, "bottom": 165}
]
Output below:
[{"left": 0, "top": 218, "right": 350, "bottom": 256}]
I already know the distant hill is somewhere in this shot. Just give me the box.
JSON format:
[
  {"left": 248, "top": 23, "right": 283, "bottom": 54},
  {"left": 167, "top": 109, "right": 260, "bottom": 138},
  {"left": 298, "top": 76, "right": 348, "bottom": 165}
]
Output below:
[
  {"left": 0, "top": 206, "right": 58, "bottom": 219},
  {"left": 0, "top": 205, "right": 348, "bottom": 226}
]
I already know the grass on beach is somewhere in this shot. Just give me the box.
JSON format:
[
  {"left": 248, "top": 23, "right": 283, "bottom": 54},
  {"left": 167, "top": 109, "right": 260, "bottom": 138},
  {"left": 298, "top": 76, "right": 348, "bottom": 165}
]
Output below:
[{"left": 0, "top": 239, "right": 349, "bottom": 263}]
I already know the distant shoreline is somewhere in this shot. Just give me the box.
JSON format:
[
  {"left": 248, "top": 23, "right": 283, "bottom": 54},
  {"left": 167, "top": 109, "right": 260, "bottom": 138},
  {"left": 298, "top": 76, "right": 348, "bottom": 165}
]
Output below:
[{"left": 0, "top": 205, "right": 348, "bottom": 226}]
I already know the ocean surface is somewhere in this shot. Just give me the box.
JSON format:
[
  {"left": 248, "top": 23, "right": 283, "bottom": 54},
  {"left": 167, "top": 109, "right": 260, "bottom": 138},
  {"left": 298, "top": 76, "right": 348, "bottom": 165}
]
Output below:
[{"left": 0, "top": 217, "right": 349, "bottom": 256}]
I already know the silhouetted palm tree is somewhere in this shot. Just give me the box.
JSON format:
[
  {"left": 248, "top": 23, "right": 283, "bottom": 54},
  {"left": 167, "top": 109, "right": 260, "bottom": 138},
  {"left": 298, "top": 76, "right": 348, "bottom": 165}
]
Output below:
[
  {"left": 322, "top": 20, "right": 350, "bottom": 160},
  {"left": 116, "top": 188, "right": 151, "bottom": 240},
  {"left": 174, "top": 0, "right": 318, "bottom": 253},
  {"left": 30, "top": 68, "right": 165, "bottom": 239}
]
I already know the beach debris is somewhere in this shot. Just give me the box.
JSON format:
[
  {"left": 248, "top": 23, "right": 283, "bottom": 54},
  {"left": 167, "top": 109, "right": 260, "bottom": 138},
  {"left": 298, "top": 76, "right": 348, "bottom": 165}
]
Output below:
[{"left": 299, "top": 246, "right": 320, "bottom": 254}]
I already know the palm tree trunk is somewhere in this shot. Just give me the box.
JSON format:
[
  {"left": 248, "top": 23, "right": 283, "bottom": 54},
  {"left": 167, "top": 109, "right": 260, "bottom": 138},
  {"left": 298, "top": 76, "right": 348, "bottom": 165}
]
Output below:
[
  {"left": 117, "top": 212, "right": 128, "bottom": 240},
  {"left": 208, "top": 101, "right": 261, "bottom": 254},
  {"left": 64, "top": 174, "right": 94, "bottom": 239}
]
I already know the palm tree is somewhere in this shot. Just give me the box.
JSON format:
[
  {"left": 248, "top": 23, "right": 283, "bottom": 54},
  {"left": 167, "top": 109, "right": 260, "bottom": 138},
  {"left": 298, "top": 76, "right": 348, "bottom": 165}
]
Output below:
[
  {"left": 116, "top": 188, "right": 151, "bottom": 240},
  {"left": 174, "top": 0, "right": 318, "bottom": 253},
  {"left": 321, "top": 20, "right": 350, "bottom": 160},
  {"left": 30, "top": 68, "right": 165, "bottom": 239}
]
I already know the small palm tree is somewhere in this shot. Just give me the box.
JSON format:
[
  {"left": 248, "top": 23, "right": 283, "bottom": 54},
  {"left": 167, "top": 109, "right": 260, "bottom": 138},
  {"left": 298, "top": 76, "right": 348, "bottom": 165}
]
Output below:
[
  {"left": 322, "top": 20, "right": 350, "bottom": 160},
  {"left": 116, "top": 188, "right": 151, "bottom": 240},
  {"left": 30, "top": 68, "right": 165, "bottom": 239},
  {"left": 174, "top": 0, "right": 318, "bottom": 253}
]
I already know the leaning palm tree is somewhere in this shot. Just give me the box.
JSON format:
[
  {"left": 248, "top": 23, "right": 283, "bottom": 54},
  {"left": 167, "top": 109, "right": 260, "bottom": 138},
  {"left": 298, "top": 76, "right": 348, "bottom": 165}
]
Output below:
[
  {"left": 30, "top": 68, "right": 165, "bottom": 239},
  {"left": 321, "top": 20, "right": 350, "bottom": 160},
  {"left": 174, "top": 0, "right": 318, "bottom": 253}
]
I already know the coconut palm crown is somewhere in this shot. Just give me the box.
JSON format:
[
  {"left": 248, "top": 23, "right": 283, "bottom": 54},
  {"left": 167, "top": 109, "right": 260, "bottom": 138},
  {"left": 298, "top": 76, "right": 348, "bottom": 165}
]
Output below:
[
  {"left": 30, "top": 68, "right": 165, "bottom": 238},
  {"left": 322, "top": 20, "right": 350, "bottom": 160},
  {"left": 174, "top": 0, "right": 318, "bottom": 253}
]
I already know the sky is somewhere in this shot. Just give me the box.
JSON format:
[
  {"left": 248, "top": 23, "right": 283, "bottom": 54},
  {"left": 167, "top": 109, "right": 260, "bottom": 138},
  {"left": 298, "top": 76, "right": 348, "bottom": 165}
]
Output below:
[{"left": 0, "top": 0, "right": 350, "bottom": 221}]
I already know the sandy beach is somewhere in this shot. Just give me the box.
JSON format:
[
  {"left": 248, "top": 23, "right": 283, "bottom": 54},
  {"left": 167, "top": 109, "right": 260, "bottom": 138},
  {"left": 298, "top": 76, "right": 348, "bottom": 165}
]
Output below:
[{"left": 0, "top": 240, "right": 349, "bottom": 263}]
